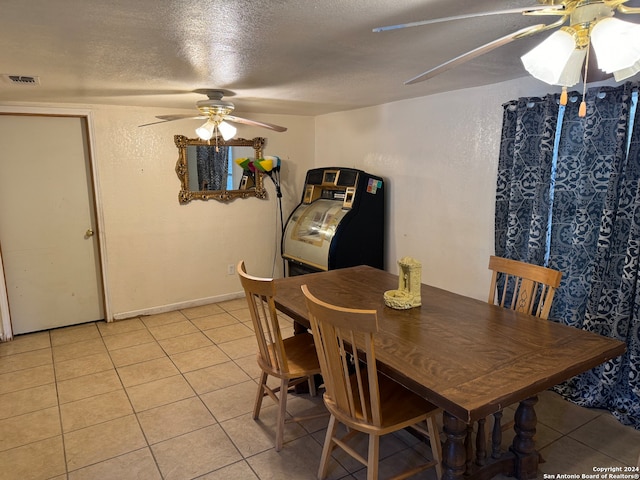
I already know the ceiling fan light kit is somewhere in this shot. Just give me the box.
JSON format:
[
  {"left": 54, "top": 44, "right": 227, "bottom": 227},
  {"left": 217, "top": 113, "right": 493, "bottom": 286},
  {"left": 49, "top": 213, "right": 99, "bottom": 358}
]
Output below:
[
  {"left": 521, "top": 2, "right": 640, "bottom": 91},
  {"left": 375, "top": 0, "right": 640, "bottom": 117},
  {"left": 193, "top": 94, "right": 238, "bottom": 141},
  {"left": 194, "top": 117, "right": 237, "bottom": 142}
]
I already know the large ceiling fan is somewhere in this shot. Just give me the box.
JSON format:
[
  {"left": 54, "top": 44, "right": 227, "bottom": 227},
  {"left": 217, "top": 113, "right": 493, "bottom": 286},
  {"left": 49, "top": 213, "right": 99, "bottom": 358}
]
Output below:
[
  {"left": 374, "top": 0, "right": 640, "bottom": 89},
  {"left": 139, "top": 89, "right": 287, "bottom": 141}
]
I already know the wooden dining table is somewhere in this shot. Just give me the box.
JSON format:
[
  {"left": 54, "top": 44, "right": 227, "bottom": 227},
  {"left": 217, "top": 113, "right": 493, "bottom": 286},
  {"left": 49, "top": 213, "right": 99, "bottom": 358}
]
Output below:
[{"left": 273, "top": 265, "right": 627, "bottom": 480}]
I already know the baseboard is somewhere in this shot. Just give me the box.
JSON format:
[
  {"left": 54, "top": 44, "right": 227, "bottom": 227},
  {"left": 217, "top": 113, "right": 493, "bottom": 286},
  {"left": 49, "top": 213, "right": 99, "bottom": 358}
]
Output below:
[{"left": 112, "top": 291, "right": 245, "bottom": 321}]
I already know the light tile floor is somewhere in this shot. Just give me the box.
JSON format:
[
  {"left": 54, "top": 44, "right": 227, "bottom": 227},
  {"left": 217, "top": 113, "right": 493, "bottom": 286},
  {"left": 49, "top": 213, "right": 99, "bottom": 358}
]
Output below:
[{"left": 1, "top": 298, "right": 639, "bottom": 480}]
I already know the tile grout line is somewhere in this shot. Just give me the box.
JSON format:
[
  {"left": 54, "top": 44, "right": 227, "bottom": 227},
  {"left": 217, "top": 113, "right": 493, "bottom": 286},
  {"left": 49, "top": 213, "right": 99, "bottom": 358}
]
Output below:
[
  {"left": 103, "top": 316, "right": 167, "bottom": 480},
  {"left": 49, "top": 327, "right": 69, "bottom": 479}
]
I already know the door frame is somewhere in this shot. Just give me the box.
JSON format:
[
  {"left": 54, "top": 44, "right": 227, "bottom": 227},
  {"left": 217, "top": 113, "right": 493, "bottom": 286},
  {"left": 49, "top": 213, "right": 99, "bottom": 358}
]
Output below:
[{"left": 0, "top": 106, "right": 112, "bottom": 340}]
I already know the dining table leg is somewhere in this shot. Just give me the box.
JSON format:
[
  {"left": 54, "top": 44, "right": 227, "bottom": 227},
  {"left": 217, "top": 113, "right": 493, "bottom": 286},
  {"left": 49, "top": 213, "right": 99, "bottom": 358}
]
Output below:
[
  {"left": 442, "top": 411, "right": 467, "bottom": 480},
  {"left": 510, "top": 395, "right": 539, "bottom": 479}
]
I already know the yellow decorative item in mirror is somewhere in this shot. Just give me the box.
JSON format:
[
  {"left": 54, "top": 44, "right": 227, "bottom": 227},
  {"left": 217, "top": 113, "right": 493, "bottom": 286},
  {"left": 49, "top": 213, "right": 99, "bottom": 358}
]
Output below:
[
  {"left": 235, "top": 155, "right": 283, "bottom": 199},
  {"left": 254, "top": 156, "right": 281, "bottom": 172},
  {"left": 234, "top": 157, "right": 252, "bottom": 171},
  {"left": 235, "top": 155, "right": 281, "bottom": 172}
]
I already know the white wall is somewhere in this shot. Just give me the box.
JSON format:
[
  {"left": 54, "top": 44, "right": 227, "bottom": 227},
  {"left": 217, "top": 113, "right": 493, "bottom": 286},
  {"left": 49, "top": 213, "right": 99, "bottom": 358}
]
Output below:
[{"left": 315, "top": 76, "right": 557, "bottom": 300}]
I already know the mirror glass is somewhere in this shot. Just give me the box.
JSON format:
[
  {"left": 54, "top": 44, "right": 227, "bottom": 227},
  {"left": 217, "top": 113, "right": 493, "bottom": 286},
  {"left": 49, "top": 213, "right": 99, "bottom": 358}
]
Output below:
[{"left": 174, "top": 135, "right": 267, "bottom": 203}]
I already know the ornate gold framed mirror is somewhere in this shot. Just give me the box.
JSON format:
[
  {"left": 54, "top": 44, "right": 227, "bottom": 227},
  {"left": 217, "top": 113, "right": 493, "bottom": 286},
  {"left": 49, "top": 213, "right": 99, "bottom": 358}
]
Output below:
[{"left": 174, "top": 135, "right": 267, "bottom": 203}]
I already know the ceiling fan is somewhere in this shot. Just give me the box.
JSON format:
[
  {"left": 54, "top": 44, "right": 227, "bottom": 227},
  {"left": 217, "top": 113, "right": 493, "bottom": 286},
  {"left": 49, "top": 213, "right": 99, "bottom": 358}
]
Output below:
[
  {"left": 139, "top": 89, "right": 287, "bottom": 141},
  {"left": 374, "top": 0, "right": 640, "bottom": 88}
]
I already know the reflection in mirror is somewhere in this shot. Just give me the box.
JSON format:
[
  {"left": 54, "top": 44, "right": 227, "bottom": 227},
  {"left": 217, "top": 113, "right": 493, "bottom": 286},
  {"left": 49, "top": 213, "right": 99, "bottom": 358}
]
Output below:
[
  {"left": 185, "top": 144, "right": 255, "bottom": 191},
  {"left": 174, "top": 135, "right": 267, "bottom": 203}
]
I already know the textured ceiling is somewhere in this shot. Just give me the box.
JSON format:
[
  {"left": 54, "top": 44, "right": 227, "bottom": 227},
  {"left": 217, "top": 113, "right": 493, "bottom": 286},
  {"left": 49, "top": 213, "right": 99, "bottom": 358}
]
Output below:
[{"left": 1, "top": 0, "right": 640, "bottom": 117}]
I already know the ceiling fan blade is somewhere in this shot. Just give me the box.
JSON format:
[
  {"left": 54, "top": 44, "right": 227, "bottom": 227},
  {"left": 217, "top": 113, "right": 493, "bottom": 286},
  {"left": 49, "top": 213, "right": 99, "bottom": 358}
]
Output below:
[
  {"left": 617, "top": 4, "right": 640, "bottom": 15},
  {"left": 372, "top": 5, "right": 564, "bottom": 32},
  {"left": 138, "top": 114, "right": 206, "bottom": 127},
  {"left": 156, "top": 114, "right": 207, "bottom": 122},
  {"left": 225, "top": 115, "right": 287, "bottom": 132},
  {"left": 404, "top": 24, "right": 547, "bottom": 85}
]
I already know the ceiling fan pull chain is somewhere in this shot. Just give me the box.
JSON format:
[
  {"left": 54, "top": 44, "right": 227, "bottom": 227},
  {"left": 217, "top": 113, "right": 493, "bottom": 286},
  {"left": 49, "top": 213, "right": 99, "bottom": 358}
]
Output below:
[
  {"left": 561, "top": 87, "right": 568, "bottom": 106},
  {"left": 579, "top": 34, "right": 591, "bottom": 118}
]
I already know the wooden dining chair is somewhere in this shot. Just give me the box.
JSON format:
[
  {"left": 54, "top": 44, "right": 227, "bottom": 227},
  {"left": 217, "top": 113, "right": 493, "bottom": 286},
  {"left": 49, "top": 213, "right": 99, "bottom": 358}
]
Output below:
[
  {"left": 237, "top": 261, "right": 325, "bottom": 451},
  {"left": 480, "top": 255, "right": 562, "bottom": 462},
  {"left": 302, "top": 284, "right": 443, "bottom": 480}
]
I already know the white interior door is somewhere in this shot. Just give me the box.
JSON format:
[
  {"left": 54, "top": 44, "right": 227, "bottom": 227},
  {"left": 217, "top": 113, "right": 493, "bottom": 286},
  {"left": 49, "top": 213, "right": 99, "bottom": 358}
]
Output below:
[{"left": 0, "top": 114, "right": 104, "bottom": 334}]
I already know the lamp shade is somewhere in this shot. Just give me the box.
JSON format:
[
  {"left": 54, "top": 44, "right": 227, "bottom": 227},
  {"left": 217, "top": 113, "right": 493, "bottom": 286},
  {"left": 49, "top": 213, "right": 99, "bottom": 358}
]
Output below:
[
  {"left": 591, "top": 17, "right": 640, "bottom": 77},
  {"left": 218, "top": 120, "right": 237, "bottom": 141},
  {"left": 195, "top": 119, "right": 216, "bottom": 140},
  {"left": 613, "top": 61, "right": 640, "bottom": 82},
  {"left": 521, "top": 29, "right": 586, "bottom": 86}
]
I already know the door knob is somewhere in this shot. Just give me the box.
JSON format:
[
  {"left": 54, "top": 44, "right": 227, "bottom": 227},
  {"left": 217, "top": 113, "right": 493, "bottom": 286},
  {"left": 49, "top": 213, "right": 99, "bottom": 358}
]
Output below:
[{"left": 85, "top": 228, "right": 94, "bottom": 237}]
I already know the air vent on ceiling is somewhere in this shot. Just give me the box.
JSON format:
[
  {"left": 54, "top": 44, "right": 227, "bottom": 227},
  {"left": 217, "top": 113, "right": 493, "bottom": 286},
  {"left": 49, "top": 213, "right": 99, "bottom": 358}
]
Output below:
[{"left": 2, "top": 74, "right": 40, "bottom": 86}]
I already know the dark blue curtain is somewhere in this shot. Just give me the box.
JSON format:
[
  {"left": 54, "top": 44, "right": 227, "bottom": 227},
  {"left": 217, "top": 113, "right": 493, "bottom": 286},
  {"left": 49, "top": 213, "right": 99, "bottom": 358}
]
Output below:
[
  {"left": 496, "top": 82, "right": 640, "bottom": 429},
  {"left": 495, "top": 95, "right": 559, "bottom": 266}
]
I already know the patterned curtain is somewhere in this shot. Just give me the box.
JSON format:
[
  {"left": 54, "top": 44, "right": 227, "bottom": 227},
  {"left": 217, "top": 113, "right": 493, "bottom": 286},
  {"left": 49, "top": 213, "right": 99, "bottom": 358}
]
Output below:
[
  {"left": 552, "top": 84, "right": 640, "bottom": 428},
  {"left": 495, "top": 95, "right": 559, "bottom": 264},
  {"left": 196, "top": 146, "right": 229, "bottom": 191},
  {"left": 495, "top": 82, "right": 640, "bottom": 429}
]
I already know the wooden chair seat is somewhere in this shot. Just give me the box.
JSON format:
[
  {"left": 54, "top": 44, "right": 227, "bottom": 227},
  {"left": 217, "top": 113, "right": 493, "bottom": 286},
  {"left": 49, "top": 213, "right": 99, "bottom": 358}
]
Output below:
[
  {"left": 237, "top": 261, "right": 326, "bottom": 451},
  {"left": 302, "top": 284, "right": 443, "bottom": 480},
  {"left": 260, "top": 332, "right": 320, "bottom": 378},
  {"left": 327, "top": 370, "right": 441, "bottom": 434}
]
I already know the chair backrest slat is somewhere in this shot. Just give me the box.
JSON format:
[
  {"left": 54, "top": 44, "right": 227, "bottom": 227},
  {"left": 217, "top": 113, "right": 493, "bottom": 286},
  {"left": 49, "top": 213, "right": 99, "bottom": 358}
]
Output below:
[
  {"left": 302, "top": 285, "right": 382, "bottom": 427},
  {"left": 488, "top": 256, "right": 562, "bottom": 320},
  {"left": 535, "top": 284, "right": 549, "bottom": 317},
  {"left": 237, "top": 261, "right": 289, "bottom": 374}
]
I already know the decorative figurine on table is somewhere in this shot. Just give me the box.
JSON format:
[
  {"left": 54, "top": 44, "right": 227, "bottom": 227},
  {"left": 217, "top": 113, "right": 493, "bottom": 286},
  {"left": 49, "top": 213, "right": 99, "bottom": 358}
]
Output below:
[{"left": 384, "top": 257, "right": 422, "bottom": 309}]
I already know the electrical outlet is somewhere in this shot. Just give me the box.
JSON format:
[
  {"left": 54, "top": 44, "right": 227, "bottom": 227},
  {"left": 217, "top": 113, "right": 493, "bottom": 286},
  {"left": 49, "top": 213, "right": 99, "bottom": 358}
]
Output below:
[{"left": 227, "top": 264, "right": 235, "bottom": 275}]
